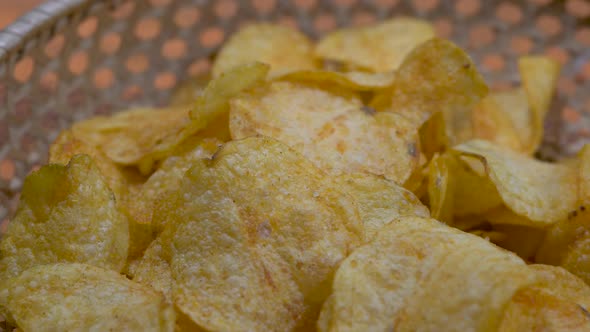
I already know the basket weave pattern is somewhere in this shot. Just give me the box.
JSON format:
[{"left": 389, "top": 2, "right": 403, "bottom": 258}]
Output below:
[{"left": 0, "top": 0, "right": 589, "bottom": 224}]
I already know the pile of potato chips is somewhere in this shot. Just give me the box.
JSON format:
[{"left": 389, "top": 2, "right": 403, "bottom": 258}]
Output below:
[{"left": 2, "top": 18, "right": 590, "bottom": 331}]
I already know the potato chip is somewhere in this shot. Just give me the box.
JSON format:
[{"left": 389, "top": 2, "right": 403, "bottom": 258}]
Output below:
[
  {"left": 489, "top": 223, "right": 545, "bottom": 262},
  {"left": 419, "top": 111, "right": 448, "bottom": 161},
  {"left": 453, "top": 155, "right": 503, "bottom": 216},
  {"left": 0, "top": 263, "right": 175, "bottom": 331},
  {"left": 472, "top": 94, "right": 523, "bottom": 152},
  {"left": 276, "top": 70, "right": 396, "bottom": 90},
  {"left": 128, "top": 228, "right": 173, "bottom": 301},
  {"left": 169, "top": 73, "right": 210, "bottom": 106},
  {"left": 0, "top": 155, "right": 129, "bottom": 280},
  {"left": 212, "top": 24, "right": 317, "bottom": 78},
  {"left": 71, "top": 107, "right": 195, "bottom": 172},
  {"left": 230, "top": 81, "right": 421, "bottom": 185},
  {"left": 519, "top": 56, "right": 560, "bottom": 154},
  {"left": 318, "top": 216, "right": 536, "bottom": 332},
  {"left": 49, "top": 130, "right": 149, "bottom": 261},
  {"left": 128, "top": 137, "right": 222, "bottom": 233},
  {"left": 499, "top": 265, "right": 590, "bottom": 331},
  {"left": 373, "top": 38, "right": 488, "bottom": 147},
  {"left": 159, "top": 137, "right": 362, "bottom": 330},
  {"left": 454, "top": 140, "right": 577, "bottom": 227},
  {"left": 315, "top": 18, "right": 434, "bottom": 72},
  {"left": 427, "top": 153, "right": 454, "bottom": 224},
  {"left": 334, "top": 172, "right": 429, "bottom": 240},
  {"left": 536, "top": 145, "right": 590, "bottom": 267}
]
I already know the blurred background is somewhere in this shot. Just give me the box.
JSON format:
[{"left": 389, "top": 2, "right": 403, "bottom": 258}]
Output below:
[{"left": 0, "top": 0, "right": 43, "bottom": 29}]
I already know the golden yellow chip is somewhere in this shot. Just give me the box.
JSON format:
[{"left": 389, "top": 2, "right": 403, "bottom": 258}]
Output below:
[
  {"left": 315, "top": 18, "right": 435, "bottom": 72},
  {"left": 169, "top": 73, "right": 210, "bottom": 106},
  {"left": 519, "top": 56, "right": 560, "bottom": 154},
  {"left": 212, "top": 23, "right": 318, "bottom": 78},
  {"left": 334, "top": 172, "right": 429, "bottom": 241},
  {"left": 427, "top": 153, "right": 454, "bottom": 224},
  {"left": 72, "top": 107, "right": 196, "bottom": 173},
  {"left": 230, "top": 81, "right": 421, "bottom": 185},
  {"left": 160, "top": 137, "right": 362, "bottom": 330},
  {"left": 454, "top": 140, "right": 577, "bottom": 227},
  {"left": 49, "top": 130, "right": 149, "bottom": 262},
  {"left": 318, "top": 217, "right": 536, "bottom": 332},
  {"left": 472, "top": 94, "right": 523, "bottom": 152},
  {"left": 490, "top": 223, "right": 545, "bottom": 262},
  {"left": 0, "top": 263, "right": 175, "bottom": 331},
  {"left": 536, "top": 145, "right": 590, "bottom": 267},
  {"left": 128, "top": 228, "right": 173, "bottom": 301},
  {"left": 499, "top": 265, "right": 590, "bottom": 331},
  {"left": 373, "top": 38, "right": 488, "bottom": 151},
  {"left": 276, "top": 70, "right": 396, "bottom": 90},
  {"left": 0, "top": 155, "right": 129, "bottom": 280}
]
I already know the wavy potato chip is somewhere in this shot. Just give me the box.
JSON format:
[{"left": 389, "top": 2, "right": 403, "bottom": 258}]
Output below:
[
  {"left": 454, "top": 140, "right": 577, "bottom": 227},
  {"left": 334, "top": 172, "right": 429, "bottom": 241},
  {"left": 427, "top": 153, "right": 454, "bottom": 224},
  {"left": 315, "top": 18, "right": 434, "bottom": 72},
  {"left": 0, "top": 263, "right": 175, "bottom": 332},
  {"left": 169, "top": 73, "right": 210, "bottom": 106},
  {"left": 72, "top": 107, "right": 197, "bottom": 173},
  {"left": 160, "top": 137, "right": 362, "bottom": 330},
  {"left": 520, "top": 56, "right": 560, "bottom": 153},
  {"left": 276, "top": 70, "right": 396, "bottom": 90},
  {"left": 318, "top": 217, "right": 536, "bottom": 332},
  {"left": 536, "top": 145, "right": 590, "bottom": 267},
  {"left": 499, "top": 265, "right": 590, "bottom": 331},
  {"left": 230, "top": 81, "right": 421, "bottom": 185},
  {"left": 49, "top": 131, "right": 149, "bottom": 261},
  {"left": 212, "top": 24, "right": 317, "bottom": 78},
  {"left": 129, "top": 228, "right": 174, "bottom": 301},
  {"left": 0, "top": 155, "right": 129, "bottom": 280},
  {"left": 472, "top": 94, "right": 523, "bottom": 152},
  {"left": 373, "top": 38, "right": 488, "bottom": 147}
]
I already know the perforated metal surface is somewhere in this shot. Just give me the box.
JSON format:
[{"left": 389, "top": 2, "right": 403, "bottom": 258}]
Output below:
[{"left": 0, "top": 0, "right": 589, "bottom": 225}]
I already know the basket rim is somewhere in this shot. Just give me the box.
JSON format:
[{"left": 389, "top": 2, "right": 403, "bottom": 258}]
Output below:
[{"left": 0, "top": 0, "right": 108, "bottom": 64}]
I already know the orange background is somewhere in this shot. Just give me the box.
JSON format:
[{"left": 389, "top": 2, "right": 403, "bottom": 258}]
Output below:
[{"left": 0, "top": 0, "right": 43, "bottom": 29}]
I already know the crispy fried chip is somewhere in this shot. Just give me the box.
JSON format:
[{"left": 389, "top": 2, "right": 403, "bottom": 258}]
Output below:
[
  {"left": 72, "top": 107, "right": 195, "bottom": 173},
  {"left": 161, "top": 137, "right": 362, "bottom": 330},
  {"left": 276, "top": 70, "right": 396, "bottom": 90},
  {"left": 318, "top": 217, "right": 536, "bottom": 332},
  {"left": 472, "top": 94, "right": 523, "bottom": 152},
  {"left": 519, "top": 56, "right": 560, "bottom": 154},
  {"left": 334, "top": 172, "right": 429, "bottom": 241},
  {"left": 427, "top": 153, "right": 454, "bottom": 224},
  {"left": 489, "top": 223, "right": 545, "bottom": 262},
  {"left": 315, "top": 18, "right": 434, "bottom": 72},
  {"left": 212, "top": 24, "right": 317, "bottom": 78},
  {"left": 230, "top": 81, "right": 421, "bottom": 185},
  {"left": 49, "top": 131, "right": 149, "bottom": 261},
  {"left": 454, "top": 140, "right": 577, "bottom": 227},
  {"left": 129, "top": 228, "right": 174, "bottom": 301},
  {"left": 536, "top": 145, "right": 590, "bottom": 268},
  {"left": 0, "top": 155, "right": 129, "bottom": 279},
  {"left": 169, "top": 74, "right": 210, "bottom": 106},
  {"left": 0, "top": 263, "right": 174, "bottom": 331},
  {"left": 499, "top": 265, "right": 590, "bottom": 331}
]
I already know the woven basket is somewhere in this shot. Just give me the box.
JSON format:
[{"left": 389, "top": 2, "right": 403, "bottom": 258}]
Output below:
[{"left": 1, "top": 0, "right": 589, "bottom": 225}]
